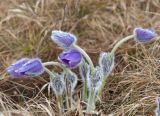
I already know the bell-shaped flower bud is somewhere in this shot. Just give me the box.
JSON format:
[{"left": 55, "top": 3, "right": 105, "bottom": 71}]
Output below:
[
  {"left": 99, "top": 52, "right": 114, "bottom": 77},
  {"left": 50, "top": 73, "right": 65, "bottom": 95},
  {"left": 79, "top": 59, "right": 90, "bottom": 80},
  {"left": 51, "top": 30, "right": 77, "bottom": 49},
  {"left": 133, "top": 27, "right": 157, "bottom": 43},
  {"left": 7, "top": 58, "right": 44, "bottom": 78},
  {"left": 66, "top": 71, "right": 78, "bottom": 92},
  {"left": 87, "top": 66, "right": 103, "bottom": 92}
]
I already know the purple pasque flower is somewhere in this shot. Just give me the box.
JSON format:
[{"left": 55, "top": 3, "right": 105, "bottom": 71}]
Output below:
[
  {"left": 134, "top": 27, "right": 157, "bottom": 43},
  {"left": 7, "top": 58, "right": 44, "bottom": 78},
  {"left": 58, "top": 49, "right": 82, "bottom": 68},
  {"left": 7, "top": 58, "right": 29, "bottom": 77},
  {"left": 51, "top": 30, "right": 77, "bottom": 48}
]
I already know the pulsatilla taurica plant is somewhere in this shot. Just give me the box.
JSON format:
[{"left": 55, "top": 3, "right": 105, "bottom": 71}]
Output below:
[{"left": 7, "top": 27, "right": 157, "bottom": 115}]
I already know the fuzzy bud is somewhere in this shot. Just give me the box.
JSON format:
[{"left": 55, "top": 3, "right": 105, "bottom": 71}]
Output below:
[{"left": 50, "top": 74, "right": 65, "bottom": 95}]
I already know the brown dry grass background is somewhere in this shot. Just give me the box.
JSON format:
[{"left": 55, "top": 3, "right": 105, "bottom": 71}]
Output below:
[{"left": 0, "top": 0, "right": 160, "bottom": 115}]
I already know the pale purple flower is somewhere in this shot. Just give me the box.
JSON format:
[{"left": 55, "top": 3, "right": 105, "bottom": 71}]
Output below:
[
  {"left": 7, "top": 58, "right": 29, "bottom": 77},
  {"left": 7, "top": 58, "right": 44, "bottom": 78},
  {"left": 58, "top": 49, "right": 82, "bottom": 68},
  {"left": 51, "top": 30, "right": 77, "bottom": 48},
  {"left": 134, "top": 27, "right": 157, "bottom": 43}
]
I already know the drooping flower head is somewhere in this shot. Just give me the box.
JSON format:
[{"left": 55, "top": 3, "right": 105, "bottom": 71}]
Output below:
[
  {"left": 7, "top": 58, "right": 44, "bottom": 78},
  {"left": 133, "top": 27, "right": 157, "bottom": 43},
  {"left": 7, "top": 58, "right": 29, "bottom": 78},
  {"left": 58, "top": 49, "right": 82, "bottom": 68},
  {"left": 51, "top": 30, "right": 77, "bottom": 48}
]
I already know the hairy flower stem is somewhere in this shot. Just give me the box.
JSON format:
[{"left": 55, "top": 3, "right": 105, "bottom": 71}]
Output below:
[
  {"left": 73, "top": 45, "right": 95, "bottom": 103},
  {"left": 70, "top": 91, "right": 73, "bottom": 109},
  {"left": 65, "top": 74, "right": 74, "bottom": 109},
  {"left": 44, "top": 62, "right": 71, "bottom": 111},
  {"left": 44, "top": 66, "right": 64, "bottom": 114},
  {"left": 110, "top": 35, "right": 134, "bottom": 57},
  {"left": 44, "top": 67, "right": 55, "bottom": 79},
  {"left": 69, "top": 89, "right": 73, "bottom": 109},
  {"left": 73, "top": 44, "right": 94, "bottom": 74},
  {"left": 98, "top": 75, "right": 109, "bottom": 99},
  {"left": 56, "top": 95, "right": 63, "bottom": 116},
  {"left": 43, "top": 61, "right": 72, "bottom": 72},
  {"left": 64, "top": 75, "right": 70, "bottom": 110},
  {"left": 65, "top": 90, "right": 70, "bottom": 110},
  {"left": 44, "top": 62, "right": 74, "bottom": 110},
  {"left": 43, "top": 62, "right": 62, "bottom": 79},
  {"left": 98, "top": 35, "right": 134, "bottom": 98},
  {"left": 66, "top": 87, "right": 73, "bottom": 109},
  {"left": 86, "top": 89, "right": 96, "bottom": 113},
  {"left": 82, "top": 80, "right": 88, "bottom": 102},
  {"left": 43, "top": 61, "right": 62, "bottom": 67}
]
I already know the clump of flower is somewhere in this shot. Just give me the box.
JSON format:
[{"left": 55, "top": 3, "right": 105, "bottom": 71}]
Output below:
[{"left": 6, "top": 27, "right": 157, "bottom": 115}]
